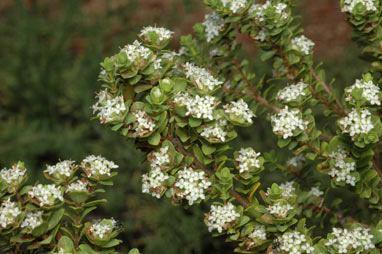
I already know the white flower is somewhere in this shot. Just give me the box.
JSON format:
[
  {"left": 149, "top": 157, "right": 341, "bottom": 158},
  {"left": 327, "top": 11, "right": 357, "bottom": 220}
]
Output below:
[
  {"left": 21, "top": 210, "right": 44, "bottom": 230},
  {"left": 89, "top": 218, "right": 116, "bottom": 240},
  {"left": 287, "top": 154, "right": 306, "bottom": 167},
  {"left": 201, "top": 115, "right": 227, "bottom": 142},
  {"left": 291, "top": 35, "right": 315, "bottom": 55},
  {"left": 28, "top": 184, "right": 63, "bottom": 207},
  {"left": 345, "top": 79, "right": 381, "bottom": 105},
  {"left": 224, "top": 99, "right": 255, "bottom": 124},
  {"left": 250, "top": 1, "right": 288, "bottom": 22},
  {"left": 267, "top": 202, "right": 293, "bottom": 218},
  {"left": 0, "top": 163, "right": 26, "bottom": 185},
  {"left": 174, "top": 92, "right": 217, "bottom": 120},
  {"left": 82, "top": 155, "right": 118, "bottom": 178},
  {"left": 271, "top": 106, "right": 308, "bottom": 139},
  {"left": 140, "top": 26, "right": 174, "bottom": 42},
  {"left": 120, "top": 40, "right": 151, "bottom": 63},
  {"left": 341, "top": 0, "right": 377, "bottom": 13},
  {"left": 254, "top": 29, "right": 268, "bottom": 42},
  {"left": 174, "top": 167, "right": 211, "bottom": 205},
  {"left": 142, "top": 168, "right": 169, "bottom": 199},
  {"left": 309, "top": 187, "right": 323, "bottom": 197},
  {"left": 44, "top": 160, "right": 75, "bottom": 178},
  {"left": 277, "top": 82, "right": 309, "bottom": 102},
  {"left": 339, "top": 109, "right": 374, "bottom": 138},
  {"left": 328, "top": 146, "right": 357, "bottom": 186},
  {"left": 279, "top": 181, "right": 295, "bottom": 198},
  {"left": 53, "top": 249, "right": 72, "bottom": 254},
  {"left": 66, "top": 179, "right": 88, "bottom": 193},
  {"left": 325, "top": 227, "right": 375, "bottom": 253},
  {"left": 0, "top": 199, "right": 21, "bottom": 228},
  {"left": 278, "top": 231, "right": 314, "bottom": 254},
  {"left": 184, "top": 62, "right": 223, "bottom": 91},
  {"left": 235, "top": 147, "right": 261, "bottom": 173},
  {"left": 132, "top": 110, "right": 156, "bottom": 136},
  {"left": 206, "top": 203, "right": 240, "bottom": 233},
  {"left": 221, "top": 0, "right": 247, "bottom": 13},
  {"left": 92, "top": 89, "right": 126, "bottom": 124},
  {"left": 202, "top": 12, "right": 225, "bottom": 42},
  {"left": 149, "top": 146, "right": 171, "bottom": 170},
  {"left": 249, "top": 225, "right": 267, "bottom": 241}
]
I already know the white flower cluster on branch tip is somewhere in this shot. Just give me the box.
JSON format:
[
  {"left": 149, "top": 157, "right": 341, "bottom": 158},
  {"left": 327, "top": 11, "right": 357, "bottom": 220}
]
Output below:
[
  {"left": 250, "top": 1, "right": 288, "bottom": 22},
  {"left": 82, "top": 155, "right": 118, "bottom": 178},
  {"left": 271, "top": 106, "right": 308, "bottom": 139},
  {"left": 174, "top": 92, "right": 217, "bottom": 120},
  {"left": 254, "top": 29, "right": 268, "bottom": 42},
  {"left": 66, "top": 179, "right": 88, "bottom": 193},
  {"left": 328, "top": 146, "right": 357, "bottom": 186},
  {"left": 287, "top": 154, "right": 306, "bottom": 167},
  {"left": 21, "top": 210, "right": 43, "bottom": 230},
  {"left": 278, "top": 231, "right": 315, "bottom": 254},
  {"left": 28, "top": 184, "right": 63, "bottom": 207},
  {"left": 89, "top": 218, "right": 116, "bottom": 239},
  {"left": 140, "top": 26, "right": 174, "bottom": 42},
  {"left": 221, "top": 0, "right": 247, "bottom": 13},
  {"left": 309, "top": 187, "right": 324, "bottom": 197},
  {"left": 267, "top": 202, "right": 293, "bottom": 218},
  {"left": 248, "top": 225, "right": 267, "bottom": 241},
  {"left": 224, "top": 99, "right": 255, "bottom": 124},
  {"left": 184, "top": 62, "right": 223, "bottom": 91},
  {"left": 44, "top": 160, "right": 74, "bottom": 178},
  {"left": 92, "top": 89, "right": 126, "bottom": 124},
  {"left": 277, "top": 82, "right": 308, "bottom": 102},
  {"left": 0, "top": 164, "right": 26, "bottom": 185},
  {"left": 291, "top": 35, "right": 315, "bottom": 55},
  {"left": 325, "top": 227, "right": 375, "bottom": 253},
  {"left": 142, "top": 168, "right": 169, "bottom": 199},
  {"left": 235, "top": 147, "right": 261, "bottom": 173},
  {"left": 202, "top": 12, "right": 225, "bottom": 43},
  {"left": 206, "top": 202, "right": 240, "bottom": 233},
  {"left": 279, "top": 181, "right": 296, "bottom": 199},
  {"left": 341, "top": 0, "right": 377, "bottom": 13},
  {"left": 0, "top": 199, "right": 21, "bottom": 228},
  {"left": 339, "top": 109, "right": 374, "bottom": 137},
  {"left": 174, "top": 167, "right": 211, "bottom": 205},
  {"left": 345, "top": 79, "right": 381, "bottom": 105},
  {"left": 149, "top": 146, "right": 171, "bottom": 170},
  {"left": 201, "top": 116, "right": 228, "bottom": 142},
  {"left": 132, "top": 110, "right": 156, "bottom": 136},
  {"left": 120, "top": 40, "right": 151, "bottom": 63}
]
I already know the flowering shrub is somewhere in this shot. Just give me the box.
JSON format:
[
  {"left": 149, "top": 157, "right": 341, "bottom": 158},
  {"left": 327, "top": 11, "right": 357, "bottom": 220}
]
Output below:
[
  {"left": 0, "top": 157, "right": 124, "bottom": 253},
  {"left": 92, "top": 0, "right": 382, "bottom": 253}
]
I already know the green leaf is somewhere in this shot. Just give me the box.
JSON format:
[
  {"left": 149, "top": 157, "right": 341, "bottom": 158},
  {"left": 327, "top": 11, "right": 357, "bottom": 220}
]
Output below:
[
  {"left": 260, "top": 50, "right": 276, "bottom": 61},
  {"left": 202, "top": 143, "right": 216, "bottom": 155},
  {"left": 48, "top": 208, "right": 65, "bottom": 231},
  {"left": 148, "top": 132, "right": 161, "bottom": 146}
]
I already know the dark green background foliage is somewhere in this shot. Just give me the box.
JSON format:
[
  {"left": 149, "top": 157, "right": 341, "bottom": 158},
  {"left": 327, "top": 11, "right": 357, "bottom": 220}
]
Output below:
[{"left": 0, "top": 0, "right": 371, "bottom": 252}]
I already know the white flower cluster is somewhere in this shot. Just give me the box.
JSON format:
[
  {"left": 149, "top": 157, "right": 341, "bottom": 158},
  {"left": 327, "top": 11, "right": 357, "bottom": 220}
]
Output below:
[
  {"left": 66, "top": 179, "right": 88, "bottom": 193},
  {"left": 89, "top": 218, "right": 116, "bottom": 239},
  {"left": 0, "top": 199, "right": 21, "bottom": 228},
  {"left": 149, "top": 146, "right": 170, "bottom": 170},
  {"left": 0, "top": 163, "right": 26, "bottom": 185},
  {"left": 339, "top": 109, "right": 374, "bottom": 137},
  {"left": 201, "top": 116, "right": 227, "bottom": 142},
  {"left": 174, "top": 167, "right": 211, "bottom": 205},
  {"left": 44, "top": 160, "right": 74, "bottom": 178},
  {"left": 271, "top": 106, "right": 308, "bottom": 139},
  {"left": 21, "top": 210, "right": 43, "bottom": 230},
  {"left": 254, "top": 29, "right": 268, "bottom": 42},
  {"left": 92, "top": 89, "right": 126, "bottom": 124},
  {"left": 221, "top": 0, "right": 247, "bottom": 13},
  {"left": 279, "top": 181, "right": 296, "bottom": 199},
  {"left": 133, "top": 110, "right": 156, "bottom": 136},
  {"left": 291, "top": 35, "right": 315, "bottom": 55},
  {"left": 174, "top": 93, "right": 217, "bottom": 120},
  {"left": 28, "top": 184, "right": 64, "bottom": 207},
  {"left": 235, "top": 147, "right": 261, "bottom": 173},
  {"left": 345, "top": 79, "right": 381, "bottom": 105},
  {"left": 278, "top": 231, "right": 315, "bottom": 254},
  {"left": 248, "top": 225, "right": 267, "bottom": 241},
  {"left": 287, "top": 154, "right": 306, "bottom": 167},
  {"left": 277, "top": 82, "right": 308, "bottom": 102},
  {"left": 140, "top": 26, "right": 174, "bottom": 42},
  {"left": 250, "top": 1, "right": 288, "bottom": 22},
  {"left": 309, "top": 187, "right": 324, "bottom": 197},
  {"left": 82, "top": 155, "right": 118, "bottom": 178},
  {"left": 142, "top": 168, "right": 169, "bottom": 199},
  {"left": 121, "top": 40, "right": 151, "bottom": 63},
  {"left": 206, "top": 203, "right": 240, "bottom": 233},
  {"left": 184, "top": 62, "right": 223, "bottom": 91},
  {"left": 341, "top": 0, "right": 377, "bottom": 13},
  {"left": 224, "top": 99, "right": 255, "bottom": 124},
  {"left": 328, "top": 147, "right": 357, "bottom": 186},
  {"left": 267, "top": 202, "right": 293, "bottom": 218},
  {"left": 202, "top": 12, "right": 225, "bottom": 43},
  {"left": 325, "top": 227, "right": 375, "bottom": 253}
]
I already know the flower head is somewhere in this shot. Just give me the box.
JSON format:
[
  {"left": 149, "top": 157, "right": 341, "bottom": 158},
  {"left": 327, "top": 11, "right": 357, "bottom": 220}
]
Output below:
[
  {"left": 92, "top": 89, "right": 126, "bottom": 124},
  {"left": 291, "top": 35, "right": 315, "bottom": 55},
  {"left": 132, "top": 110, "right": 156, "bottom": 136},
  {"left": 202, "top": 12, "right": 225, "bottom": 42},
  {"left": 44, "top": 160, "right": 75, "bottom": 180},
  {"left": 224, "top": 99, "right": 255, "bottom": 124},
  {"left": 201, "top": 115, "right": 228, "bottom": 142},
  {"left": 0, "top": 162, "right": 26, "bottom": 186},
  {"left": 120, "top": 40, "right": 152, "bottom": 64},
  {"left": 235, "top": 147, "right": 261, "bottom": 173},
  {"left": 325, "top": 227, "right": 375, "bottom": 253},
  {"left": 278, "top": 231, "right": 315, "bottom": 254},
  {"left": 271, "top": 106, "right": 308, "bottom": 139},
  {"left": 339, "top": 109, "right": 374, "bottom": 138},
  {"left": 140, "top": 26, "right": 174, "bottom": 43},
  {"left": 66, "top": 179, "right": 88, "bottom": 193},
  {"left": 142, "top": 168, "right": 169, "bottom": 199},
  {"left": 184, "top": 62, "right": 223, "bottom": 92},
  {"left": 82, "top": 155, "right": 118, "bottom": 178},
  {"left": 328, "top": 146, "right": 357, "bottom": 186},
  {"left": 0, "top": 199, "right": 21, "bottom": 229},
  {"left": 341, "top": 0, "right": 377, "bottom": 13},
  {"left": 277, "top": 82, "right": 309, "bottom": 103},
  {"left": 89, "top": 218, "right": 117, "bottom": 240},
  {"left": 21, "top": 210, "right": 44, "bottom": 231},
  {"left": 267, "top": 202, "right": 293, "bottom": 218},
  {"left": 221, "top": 0, "right": 248, "bottom": 13},
  {"left": 28, "top": 184, "right": 63, "bottom": 207},
  {"left": 205, "top": 203, "right": 240, "bottom": 233},
  {"left": 345, "top": 79, "right": 381, "bottom": 106},
  {"left": 250, "top": 1, "right": 288, "bottom": 22},
  {"left": 174, "top": 93, "right": 217, "bottom": 120}
]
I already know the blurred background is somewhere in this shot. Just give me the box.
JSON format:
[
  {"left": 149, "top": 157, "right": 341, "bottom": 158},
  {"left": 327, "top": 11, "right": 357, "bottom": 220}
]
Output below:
[{"left": 0, "top": 0, "right": 371, "bottom": 253}]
